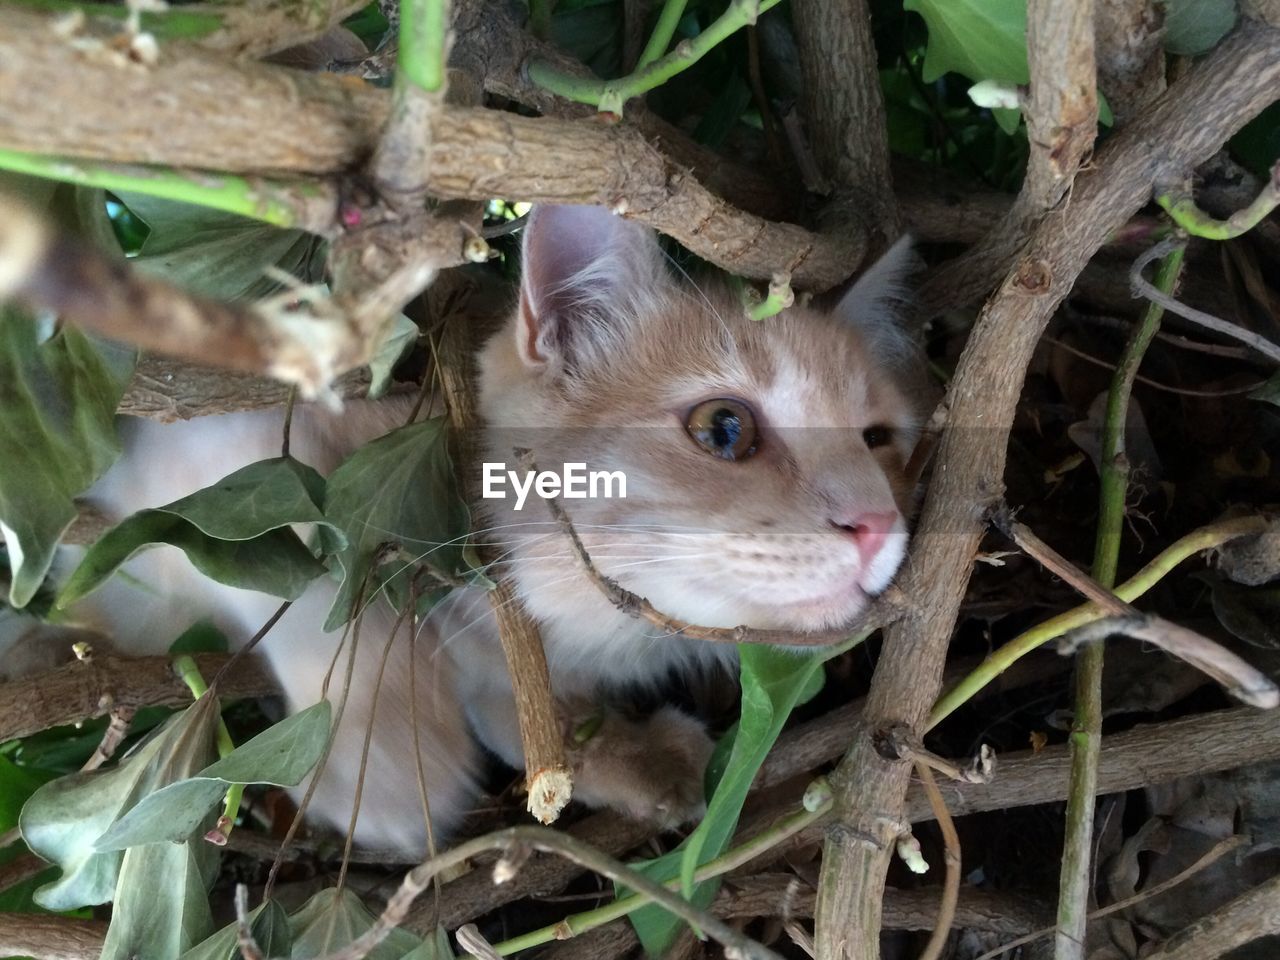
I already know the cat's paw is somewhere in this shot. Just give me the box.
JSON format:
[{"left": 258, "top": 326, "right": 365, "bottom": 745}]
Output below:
[{"left": 567, "top": 705, "right": 715, "bottom": 829}]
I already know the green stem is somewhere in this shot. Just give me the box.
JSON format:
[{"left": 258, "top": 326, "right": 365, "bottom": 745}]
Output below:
[
  {"left": 636, "top": 0, "right": 690, "bottom": 69},
  {"left": 8, "top": 0, "right": 223, "bottom": 39},
  {"left": 529, "top": 0, "right": 781, "bottom": 113},
  {"left": 1055, "top": 245, "right": 1185, "bottom": 959},
  {"left": 397, "top": 0, "right": 449, "bottom": 92},
  {"left": 1156, "top": 164, "right": 1280, "bottom": 240},
  {"left": 744, "top": 273, "right": 794, "bottom": 321},
  {"left": 173, "top": 655, "right": 241, "bottom": 841},
  {"left": 927, "top": 513, "right": 1268, "bottom": 730},
  {"left": 0, "top": 149, "right": 334, "bottom": 231},
  {"left": 493, "top": 780, "right": 834, "bottom": 955}
]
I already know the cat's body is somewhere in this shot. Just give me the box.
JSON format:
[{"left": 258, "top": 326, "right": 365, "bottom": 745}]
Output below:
[{"left": 15, "top": 206, "right": 926, "bottom": 854}]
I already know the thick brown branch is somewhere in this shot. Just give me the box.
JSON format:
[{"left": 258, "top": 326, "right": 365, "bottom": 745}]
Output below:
[
  {"left": 814, "top": 22, "right": 1280, "bottom": 959},
  {"left": 0, "top": 914, "right": 108, "bottom": 960},
  {"left": 1095, "top": 0, "right": 1166, "bottom": 124},
  {"left": 0, "top": 6, "right": 857, "bottom": 290},
  {"left": 1140, "top": 870, "right": 1280, "bottom": 960},
  {"left": 0, "top": 653, "right": 275, "bottom": 742}
]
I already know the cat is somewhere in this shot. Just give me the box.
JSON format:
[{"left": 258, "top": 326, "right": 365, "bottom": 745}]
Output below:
[{"left": 13, "top": 205, "right": 926, "bottom": 856}]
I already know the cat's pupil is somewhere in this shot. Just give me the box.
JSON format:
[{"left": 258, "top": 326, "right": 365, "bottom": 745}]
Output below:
[{"left": 712, "top": 409, "right": 741, "bottom": 449}]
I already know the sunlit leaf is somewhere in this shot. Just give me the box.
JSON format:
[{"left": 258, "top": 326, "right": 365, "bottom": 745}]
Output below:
[
  {"left": 322, "top": 417, "right": 470, "bottom": 630},
  {"left": 57, "top": 458, "right": 342, "bottom": 607},
  {"left": 0, "top": 313, "right": 134, "bottom": 608},
  {"left": 628, "top": 642, "right": 850, "bottom": 954},
  {"left": 96, "top": 702, "right": 332, "bottom": 849},
  {"left": 903, "top": 0, "right": 1028, "bottom": 85},
  {"left": 20, "top": 694, "right": 220, "bottom": 910}
]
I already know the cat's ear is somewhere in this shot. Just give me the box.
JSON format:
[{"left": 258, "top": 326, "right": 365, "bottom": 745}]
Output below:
[
  {"left": 516, "top": 205, "right": 667, "bottom": 371},
  {"left": 833, "top": 235, "right": 920, "bottom": 371}
]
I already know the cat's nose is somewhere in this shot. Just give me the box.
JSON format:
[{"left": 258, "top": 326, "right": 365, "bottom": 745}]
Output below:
[{"left": 831, "top": 511, "right": 898, "bottom": 566}]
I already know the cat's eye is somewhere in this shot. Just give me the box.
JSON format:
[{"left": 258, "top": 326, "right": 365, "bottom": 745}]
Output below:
[
  {"left": 863, "top": 425, "right": 893, "bottom": 449},
  {"left": 686, "top": 399, "right": 758, "bottom": 461}
]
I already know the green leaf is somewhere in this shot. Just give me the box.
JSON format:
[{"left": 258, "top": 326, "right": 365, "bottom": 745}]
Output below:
[
  {"left": 903, "top": 0, "right": 1029, "bottom": 85},
  {"left": 1250, "top": 370, "right": 1280, "bottom": 407},
  {"left": 368, "top": 314, "right": 419, "bottom": 398},
  {"left": 99, "top": 833, "right": 217, "bottom": 960},
  {"left": 628, "top": 642, "right": 851, "bottom": 955},
  {"left": 289, "top": 887, "right": 424, "bottom": 960},
  {"left": 1164, "top": 0, "right": 1237, "bottom": 56},
  {"left": 95, "top": 702, "right": 331, "bottom": 850},
  {"left": 178, "top": 899, "right": 293, "bottom": 960},
  {"left": 322, "top": 418, "right": 470, "bottom": 630},
  {"left": 57, "top": 458, "right": 342, "bottom": 607},
  {"left": 0, "top": 313, "right": 135, "bottom": 608},
  {"left": 20, "top": 694, "right": 220, "bottom": 911},
  {"left": 116, "top": 192, "right": 316, "bottom": 302},
  {"left": 0, "top": 755, "right": 59, "bottom": 912}
]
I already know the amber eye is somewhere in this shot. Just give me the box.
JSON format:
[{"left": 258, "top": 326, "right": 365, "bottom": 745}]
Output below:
[
  {"left": 686, "top": 399, "right": 759, "bottom": 461},
  {"left": 863, "top": 425, "right": 893, "bottom": 449}
]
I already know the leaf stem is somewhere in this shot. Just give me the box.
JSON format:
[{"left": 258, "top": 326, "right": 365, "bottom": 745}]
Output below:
[
  {"left": 744, "top": 273, "right": 795, "bottom": 321},
  {"left": 173, "top": 654, "right": 241, "bottom": 843},
  {"left": 927, "top": 513, "right": 1268, "bottom": 730},
  {"left": 0, "top": 149, "right": 335, "bottom": 231},
  {"left": 636, "top": 0, "right": 690, "bottom": 69},
  {"left": 491, "top": 781, "right": 834, "bottom": 955},
  {"left": 528, "top": 0, "right": 780, "bottom": 112},
  {"left": 1156, "top": 162, "right": 1280, "bottom": 240}
]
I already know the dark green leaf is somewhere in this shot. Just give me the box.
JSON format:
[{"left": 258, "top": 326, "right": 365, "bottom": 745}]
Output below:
[
  {"left": 0, "top": 313, "right": 134, "bottom": 608},
  {"left": 1164, "top": 0, "right": 1237, "bottom": 56},
  {"left": 57, "top": 458, "right": 341, "bottom": 607},
  {"left": 116, "top": 192, "right": 314, "bottom": 302},
  {"left": 178, "top": 899, "right": 293, "bottom": 960},
  {"left": 368, "top": 315, "right": 419, "bottom": 398},
  {"left": 1250, "top": 370, "right": 1280, "bottom": 408},
  {"left": 99, "top": 834, "right": 217, "bottom": 960},
  {"left": 95, "top": 702, "right": 331, "bottom": 850},
  {"left": 322, "top": 418, "right": 470, "bottom": 630},
  {"left": 289, "top": 888, "right": 424, "bottom": 959},
  {"left": 21, "top": 694, "right": 220, "bottom": 910},
  {"left": 1201, "top": 572, "right": 1280, "bottom": 650}
]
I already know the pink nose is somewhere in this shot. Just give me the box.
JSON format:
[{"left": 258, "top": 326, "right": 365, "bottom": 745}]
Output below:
[{"left": 831, "top": 511, "right": 898, "bottom": 566}]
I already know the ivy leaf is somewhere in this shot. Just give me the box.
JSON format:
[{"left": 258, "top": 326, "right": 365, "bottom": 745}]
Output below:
[
  {"left": 0, "top": 312, "right": 135, "bottom": 608},
  {"left": 116, "top": 192, "right": 316, "bottom": 302},
  {"left": 289, "top": 888, "right": 425, "bottom": 960},
  {"left": 99, "top": 833, "right": 218, "bottom": 960},
  {"left": 20, "top": 694, "right": 220, "bottom": 911},
  {"left": 627, "top": 642, "right": 848, "bottom": 955},
  {"left": 368, "top": 314, "right": 419, "bottom": 398},
  {"left": 903, "top": 0, "right": 1029, "bottom": 85},
  {"left": 1164, "top": 0, "right": 1238, "bottom": 56},
  {"left": 95, "top": 702, "right": 332, "bottom": 850},
  {"left": 57, "top": 457, "right": 343, "bottom": 608},
  {"left": 0, "top": 755, "right": 58, "bottom": 913},
  {"left": 322, "top": 417, "right": 470, "bottom": 630},
  {"left": 178, "top": 899, "right": 293, "bottom": 960}
]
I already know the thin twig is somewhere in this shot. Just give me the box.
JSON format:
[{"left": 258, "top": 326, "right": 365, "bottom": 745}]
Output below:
[
  {"left": 972, "top": 835, "right": 1249, "bottom": 960},
  {"left": 1042, "top": 335, "right": 1263, "bottom": 398},
  {"left": 80, "top": 706, "right": 135, "bottom": 772},
  {"left": 1057, "top": 614, "right": 1279, "bottom": 708},
  {"left": 914, "top": 762, "right": 960, "bottom": 960},
  {"left": 234, "top": 885, "right": 265, "bottom": 960},
  {"left": 309, "top": 826, "right": 785, "bottom": 960},
  {"left": 992, "top": 512, "right": 1132, "bottom": 615},
  {"left": 1130, "top": 237, "right": 1280, "bottom": 363}
]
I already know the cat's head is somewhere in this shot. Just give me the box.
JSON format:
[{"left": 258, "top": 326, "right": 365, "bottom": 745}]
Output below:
[{"left": 476, "top": 206, "right": 926, "bottom": 637}]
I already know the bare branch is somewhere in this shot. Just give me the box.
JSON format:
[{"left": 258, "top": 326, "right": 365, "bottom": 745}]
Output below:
[
  {"left": 1143, "top": 871, "right": 1280, "bottom": 960},
  {"left": 1095, "top": 0, "right": 1166, "bottom": 123},
  {"left": 0, "top": 915, "right": 108, "bottom": 960},
  {"left": 0, "top": 653, "right": 275, "bottom": 742}
]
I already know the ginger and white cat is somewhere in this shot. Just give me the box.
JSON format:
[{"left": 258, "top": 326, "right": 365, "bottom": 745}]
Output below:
[{"left": 13, "top": 206, "right": 925, "bottom": 854}]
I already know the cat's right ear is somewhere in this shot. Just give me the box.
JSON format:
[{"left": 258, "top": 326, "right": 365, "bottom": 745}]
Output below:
[{"left": 516, "top": 205, "right": 666, "bottom": 372}]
